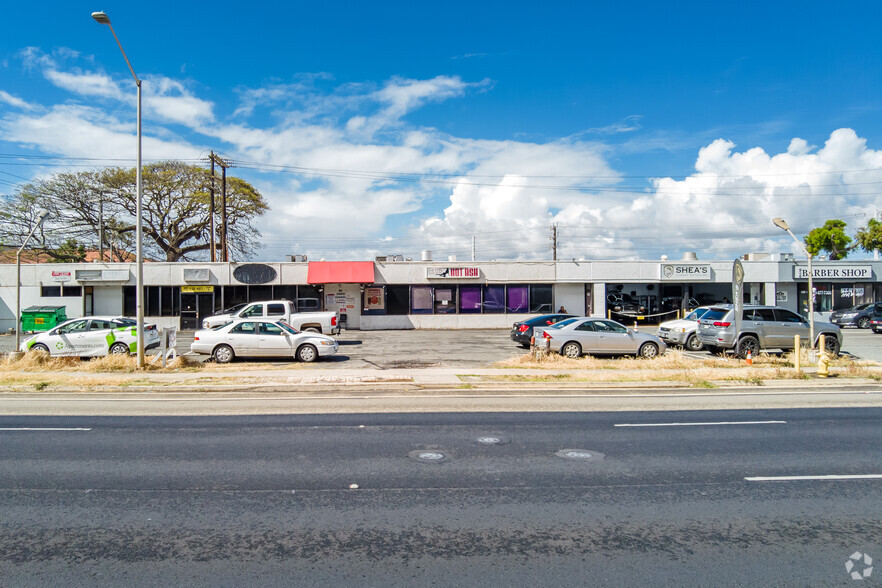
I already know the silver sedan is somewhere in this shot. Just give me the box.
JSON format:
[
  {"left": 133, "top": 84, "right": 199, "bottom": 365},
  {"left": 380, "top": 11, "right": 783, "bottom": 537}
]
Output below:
[
  {"left": 536, "top": 317, "right": 666, "bottom": 358},
  {"left": 191, "top": 320, "right": 339, "bottom": 363}
]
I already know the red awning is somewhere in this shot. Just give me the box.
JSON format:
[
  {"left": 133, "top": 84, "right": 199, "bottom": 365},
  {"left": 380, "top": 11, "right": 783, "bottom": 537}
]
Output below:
[{"left": 307, "top": 261, "right": 375, "bottom": 284}]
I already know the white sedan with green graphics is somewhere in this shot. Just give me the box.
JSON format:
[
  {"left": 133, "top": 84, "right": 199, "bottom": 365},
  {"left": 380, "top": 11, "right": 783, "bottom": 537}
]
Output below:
[{"left": 20, "top": 316, "right": 160, "bottom": 357}]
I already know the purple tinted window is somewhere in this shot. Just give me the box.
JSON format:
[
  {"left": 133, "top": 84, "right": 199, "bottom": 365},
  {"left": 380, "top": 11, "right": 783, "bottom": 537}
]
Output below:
[
  {"left": 483, "top": 286, "right": 505, "bottom": 313},
  {"left": 507, "top": 286, "right": 528, "bottom": 313},
  {"left": 460, "top": 287, "right": 481, "bottom": 313}
]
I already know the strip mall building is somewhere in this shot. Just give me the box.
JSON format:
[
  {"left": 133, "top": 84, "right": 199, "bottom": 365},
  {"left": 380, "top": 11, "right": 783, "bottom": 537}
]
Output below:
[{"left": 2, "top": 252, "right": 880, "bottom": 331}]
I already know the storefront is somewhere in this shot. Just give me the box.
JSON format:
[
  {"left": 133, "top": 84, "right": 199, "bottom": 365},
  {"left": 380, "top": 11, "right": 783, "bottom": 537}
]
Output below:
[{"left": 1, "top": 255, "right": 879, "bottom": 331}]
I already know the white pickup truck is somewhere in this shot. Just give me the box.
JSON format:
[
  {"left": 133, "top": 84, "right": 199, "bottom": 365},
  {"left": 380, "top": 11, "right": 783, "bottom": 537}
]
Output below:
[{"left": 201, "top": 300, "right": 339, "bottom": 334}]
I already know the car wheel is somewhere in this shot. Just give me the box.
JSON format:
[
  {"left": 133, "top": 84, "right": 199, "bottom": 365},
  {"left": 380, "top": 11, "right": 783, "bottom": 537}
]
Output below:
[
  {"left": 561, "top": 342, "right": 582, "bottom": 358},
  {"left": 857, "top": 317, "right": 870, "bottom": 329},
  {"left": 736, "top": 336, "right": 760, "bottom": 359},
  {"left": 638, "top": 342, "right": 660, "bottom": 359},
  {"left": 874, "top": 327, "right": 882, "bottom": 334},
  {"left": 297, "top": 344, "right": 318, "bottom": 363},
  {"left": 685, "top": 334, "right": 704, "bottom": 352},
  {"left": 822, "top": 335, "right": 841, "bottom": 358},
  {"left": 109, "top": 342, "right": 130, "bottom": 355},
  {"left": 304, "top": 327, "right": 320, "bottom": 333},
  {"left": 212, "top": 344, "right": 235, "bottom": 364},
  {"left": 30, "top": 343, "right": 49, "bottom": 354}
]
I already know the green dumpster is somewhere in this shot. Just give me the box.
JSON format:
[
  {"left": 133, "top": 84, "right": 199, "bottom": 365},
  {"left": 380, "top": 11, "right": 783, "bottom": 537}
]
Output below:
[{"left": 21, "top": 305, "right": 68, "bottom": 333}]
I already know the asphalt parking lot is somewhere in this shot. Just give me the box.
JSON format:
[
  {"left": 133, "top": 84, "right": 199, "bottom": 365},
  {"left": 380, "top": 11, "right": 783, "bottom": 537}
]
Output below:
[
  {"left": 171, "top": 325, "right": 882, "bottom": 368},
  {"left": 3, "top": 326, "right": 879, "bottom": 368}
]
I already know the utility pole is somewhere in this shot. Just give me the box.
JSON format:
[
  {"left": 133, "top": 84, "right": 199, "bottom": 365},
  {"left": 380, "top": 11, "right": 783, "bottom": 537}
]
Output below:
[
  {"left": 207, "top": 153, "right": 234, "bottom": 262},
  {"left": 550, "top": 224, "right": 558, "bottom": 261},
  {"left": 472, "top": 235, "right": 476, "bottom": 261},
  {"left": 209, "top": 151, "right": 216, "bottom": 262}
]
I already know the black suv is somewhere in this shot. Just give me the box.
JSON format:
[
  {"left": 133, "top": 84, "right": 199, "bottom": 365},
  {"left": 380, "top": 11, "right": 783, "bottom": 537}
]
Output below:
[
  {"left": 830, "top": 302, "right": 882, "bottom": 329},
  {"left": 510, "top": 314, "right": 576, "bottom": 347}
]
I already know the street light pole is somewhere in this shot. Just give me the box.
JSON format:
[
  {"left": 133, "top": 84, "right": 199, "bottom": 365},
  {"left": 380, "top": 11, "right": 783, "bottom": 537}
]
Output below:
[
  {"left": 92, "top": 10, "right": 145, "bottom": 367},
  {"left": 16, "top": 209, "right": 50, "bottom": 353},
  {"left": 773, "top": 217, "right": 815, "bottom": 347}
]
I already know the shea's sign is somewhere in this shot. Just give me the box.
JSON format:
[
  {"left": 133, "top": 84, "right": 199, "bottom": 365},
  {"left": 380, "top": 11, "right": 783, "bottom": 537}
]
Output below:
[
  {"left": 660, "top": 264, "right": 711, "bottom": 281},
  {"left": 427, "top": 267, "right": 480, "bottom": 279},
  {"left": 793, "top": 265, "right": 872, "bottom": 280}
]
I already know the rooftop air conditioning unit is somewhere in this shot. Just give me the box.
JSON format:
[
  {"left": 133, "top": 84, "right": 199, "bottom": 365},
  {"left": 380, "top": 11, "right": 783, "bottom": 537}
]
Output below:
[{"left": 286, "top": 254, "right": 307, "bottom": 262}]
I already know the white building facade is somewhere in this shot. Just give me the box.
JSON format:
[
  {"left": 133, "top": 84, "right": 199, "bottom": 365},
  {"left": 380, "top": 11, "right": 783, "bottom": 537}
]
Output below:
[{"left": 1, "top": 253, "right": 879, "bottom": 331}]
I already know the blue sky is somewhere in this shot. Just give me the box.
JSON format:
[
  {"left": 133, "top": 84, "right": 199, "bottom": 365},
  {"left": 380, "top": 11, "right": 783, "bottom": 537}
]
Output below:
[{"left": 2, "top": 1, "right": 882, "bottom": 262}]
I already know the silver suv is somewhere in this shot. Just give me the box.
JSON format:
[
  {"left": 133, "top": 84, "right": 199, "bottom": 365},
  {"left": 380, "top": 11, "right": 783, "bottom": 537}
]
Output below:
[{"left": 697, "top": 305, "right": 841, "bottom": 358}]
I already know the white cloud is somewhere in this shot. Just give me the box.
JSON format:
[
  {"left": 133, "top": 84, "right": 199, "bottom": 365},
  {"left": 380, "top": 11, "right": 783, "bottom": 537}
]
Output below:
[
  {"left": 0, "top": 104, "right": 204, "bottom": 161},
  {"left": 144, "top": 76, "right": 214, "bottom": 126},
  {"left": 0, "top": 90, "right": 36, "bottom": 111},
  {"left": 584, "top": 115, "right": 643, "bottom": 135},
  {"left": 43, "top": 68, "right": 125, "bottom": 100}
]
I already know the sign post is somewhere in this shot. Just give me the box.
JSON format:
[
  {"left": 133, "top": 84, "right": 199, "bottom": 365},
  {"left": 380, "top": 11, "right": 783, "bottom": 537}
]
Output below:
[{"left": 732, "top": 258, "right": 744, "bottom": 339}]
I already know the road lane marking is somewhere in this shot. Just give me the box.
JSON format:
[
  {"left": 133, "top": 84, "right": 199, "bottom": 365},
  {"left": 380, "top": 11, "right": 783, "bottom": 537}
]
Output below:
[
  {"left": 0, "top": 427, "right": 91, "bottom": 431},
  {"left": 614, "top": 420, "right": 787, "bottom": 427},
  {"left": 745, "top": 474, "right": 882, "bottom": 482}
]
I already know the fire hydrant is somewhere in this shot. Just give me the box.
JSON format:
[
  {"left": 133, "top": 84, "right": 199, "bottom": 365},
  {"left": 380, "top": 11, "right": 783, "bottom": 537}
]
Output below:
[{"left": 817, "top": 347, "right": 830, "bottom": 378}]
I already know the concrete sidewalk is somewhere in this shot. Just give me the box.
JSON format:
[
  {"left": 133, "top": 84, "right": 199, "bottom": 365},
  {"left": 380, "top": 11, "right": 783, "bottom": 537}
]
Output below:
[{"left": 2, "top": 364, "right": 881, "bottom": 392}]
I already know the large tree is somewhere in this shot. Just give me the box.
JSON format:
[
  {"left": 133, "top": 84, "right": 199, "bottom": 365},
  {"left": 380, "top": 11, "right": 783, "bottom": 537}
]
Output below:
[
  {"left": 854, "top": 217, "right": 882, "bottom": 254},
  {"left": 803, "top": 219, "right": 851, "bottom": 260},
  {"left": 0, "top": 162, "right": 268, "bottom": 262}
]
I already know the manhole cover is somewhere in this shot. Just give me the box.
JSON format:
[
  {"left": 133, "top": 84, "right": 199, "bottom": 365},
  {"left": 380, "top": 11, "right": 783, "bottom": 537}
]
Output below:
[
  {"left": 408, "top": 450, "right": 448, "bottom": 462},
  {"left": 555, "top": 449, "right": 605, "bottom": 460},
  {"left": 476, "top": 435, "right": 509, "bottom": 445}
]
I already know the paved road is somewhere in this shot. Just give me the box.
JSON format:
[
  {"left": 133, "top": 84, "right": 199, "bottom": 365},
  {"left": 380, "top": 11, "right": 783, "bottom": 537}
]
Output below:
[{"left": 0, "top": 408, "right": 879, "bottom": 586}]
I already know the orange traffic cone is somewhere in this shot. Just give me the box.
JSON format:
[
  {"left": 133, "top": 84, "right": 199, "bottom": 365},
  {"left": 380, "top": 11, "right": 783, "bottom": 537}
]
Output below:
[{"left": 746, "top": 350, "right": 753, "bottom": 366}]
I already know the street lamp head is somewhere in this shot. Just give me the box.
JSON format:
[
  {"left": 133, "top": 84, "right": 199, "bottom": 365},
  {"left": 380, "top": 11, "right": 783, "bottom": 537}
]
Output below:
[
  {"left": 35, "top": 208, "right": 50, "bottom": 225},
  {"left": 772, "top": 217, "right": 790, "bottom": 232},
  {"left": 91, "top": 11, "right": 111, "bottom": 25}
]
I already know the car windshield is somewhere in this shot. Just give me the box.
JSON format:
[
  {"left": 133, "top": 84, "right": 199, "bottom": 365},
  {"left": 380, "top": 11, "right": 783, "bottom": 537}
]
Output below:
[
  {"left": 548, "top": 318, "right": 579, "bottom": 329},
  {"left": 114, "top": 318, "right": 136, "bottom": 327},
  {"left": 686, "top": 308, "right": 711, "bottom": 321},
  {"left": 277, "top": 321, "right": 300, "bottom": 334},
  {"left": 852, "top": 303, "right": 873, "bottom": 311},
  {"left": 213, "top": 321, "right": 233, "bottom": 330},
  {"left": 223, "top": 303, "right": 247, "bottom": 314}
]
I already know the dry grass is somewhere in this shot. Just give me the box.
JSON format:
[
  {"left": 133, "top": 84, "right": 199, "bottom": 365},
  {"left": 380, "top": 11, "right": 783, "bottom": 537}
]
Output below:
[
  {"left": 0, "top": 351, "right": 202, "bottom": 373},
  {"left": 487, "top": 347, "right": 881, "bottom": 384}
]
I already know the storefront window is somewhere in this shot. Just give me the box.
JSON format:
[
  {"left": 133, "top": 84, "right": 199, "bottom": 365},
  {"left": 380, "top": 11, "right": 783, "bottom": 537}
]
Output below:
[
  {"left": 798, "top": 282, "right": 833, "bottom": 314},
  {"left": 483, "top": 285, "right": 505, "bottom": 313},
  {"left": 434, "top": 287, "right": 456, "bottom": 314},
  {"left": 296, "top": 285, "right": 322, "bottom": 312},
  {"left": 386, "top": 285, "right": 410, "bottom": 315},
  {"left": 274, "top": 285, "right": 297, "bottom": 302},
  {"left": 530, "top": 284, "right": 553, "bottom": 313},
  {"left": 411, "top": 286, "right": 433, "bottom": 314},
  {"left": 460, "top": 286, "right": 482, "bottom": 314},
  {"left": 507, "top": 285, "right": 529, "bottom": 313}
]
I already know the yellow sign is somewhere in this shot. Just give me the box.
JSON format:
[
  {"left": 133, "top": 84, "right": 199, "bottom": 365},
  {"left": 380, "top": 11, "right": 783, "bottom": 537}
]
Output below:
[
  {"left": 182, "top": 285, "right": 214, "bottom": 293},
  {"left": 35, "top": 317, "right": 44, "bottom": 324}
]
